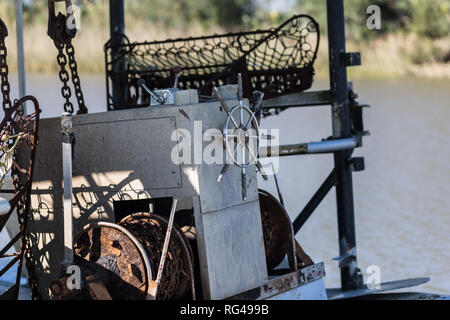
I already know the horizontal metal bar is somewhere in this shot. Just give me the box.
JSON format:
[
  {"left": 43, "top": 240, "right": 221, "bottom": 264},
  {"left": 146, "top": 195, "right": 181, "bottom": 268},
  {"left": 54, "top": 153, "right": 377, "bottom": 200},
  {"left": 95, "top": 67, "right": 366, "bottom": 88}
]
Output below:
[
  {"left": 308, "top": 137, "right": 357, "bottom": 153},
  {"left": 0, "top": 190, "right": 16, "bottom": 194},
  {"left": 262, "top": 90, "right": 331, "bottom": 109},
  {"left": 0, "top": 252, "right": 19, "bottom": 259},
  {"left": 260, "top": 137, "right": 358, "bottom": 157},
  {"left": 293, "top": 170, "right": 336, "bottom": 234}
]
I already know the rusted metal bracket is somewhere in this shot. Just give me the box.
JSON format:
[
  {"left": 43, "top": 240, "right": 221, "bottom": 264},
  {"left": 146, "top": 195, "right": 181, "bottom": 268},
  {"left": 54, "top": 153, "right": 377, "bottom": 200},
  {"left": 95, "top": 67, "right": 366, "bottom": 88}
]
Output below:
[
  {"left": 342, "top": 52, "right": 361, "bottom": 67},
  {"left": 47, "top": 0, "right": 76, "bottom": 45},
  {"left": 225, "top": 262, "right": 326, "bottom": 300},
  {"left": 349, "top": 157, "right": 365, "bottom": 172}
]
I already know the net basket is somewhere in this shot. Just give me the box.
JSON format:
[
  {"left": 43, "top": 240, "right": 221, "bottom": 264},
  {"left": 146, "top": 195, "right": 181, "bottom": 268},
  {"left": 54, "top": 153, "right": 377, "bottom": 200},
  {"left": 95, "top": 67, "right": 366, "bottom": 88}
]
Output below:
[{"left": 105, "top": 14, "right": 320, "bottom": 110}]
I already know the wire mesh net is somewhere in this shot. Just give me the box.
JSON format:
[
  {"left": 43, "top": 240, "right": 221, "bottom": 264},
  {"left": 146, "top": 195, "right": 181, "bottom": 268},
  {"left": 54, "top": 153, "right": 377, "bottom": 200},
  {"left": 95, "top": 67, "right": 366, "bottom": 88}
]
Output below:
[{"left": 105, "top": 15, "right": 320, "bottom": 110}]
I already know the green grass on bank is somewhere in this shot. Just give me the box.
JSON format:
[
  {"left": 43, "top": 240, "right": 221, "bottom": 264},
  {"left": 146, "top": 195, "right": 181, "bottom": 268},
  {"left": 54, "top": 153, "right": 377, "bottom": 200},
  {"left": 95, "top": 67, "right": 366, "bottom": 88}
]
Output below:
[
  {"left": 1, "top": 0, "right": 449, "bottom": 79},
  {"left": 2, "top": 20, "right": 448, "bottom": 80}
]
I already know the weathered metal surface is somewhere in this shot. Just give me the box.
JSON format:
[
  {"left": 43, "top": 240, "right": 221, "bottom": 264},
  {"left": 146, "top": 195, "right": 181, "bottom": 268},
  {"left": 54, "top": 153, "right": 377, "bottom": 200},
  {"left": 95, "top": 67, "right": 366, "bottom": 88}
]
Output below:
[
  {"left": 150, "top": 199, "right": 178, "bottom": 298},
  {"left": 120, "top": 213, "right": 194, "bottom": 300},
  {"left": 24, "top": 89, "right": 265, "bottom": 299},
  {"left": 342, "top": 52, "right": 361, "bottom": 67},
  {"left": 226, "top": 262, "right": 326, "bottom": 300},
  {"left": 267, "top": 279, "right": 327, "bottom": 300},
  {"left": 194, "top": 199, "right": 267, "bottom": 300},
  {"left": 259, "top": 189, "right": 311, "bottom": 272},
  {"left": 55, "top": 213, "right": 195, "bottom": 300},
  {"left": 72, "top": 222, "right": 152, "bottom": 300}
]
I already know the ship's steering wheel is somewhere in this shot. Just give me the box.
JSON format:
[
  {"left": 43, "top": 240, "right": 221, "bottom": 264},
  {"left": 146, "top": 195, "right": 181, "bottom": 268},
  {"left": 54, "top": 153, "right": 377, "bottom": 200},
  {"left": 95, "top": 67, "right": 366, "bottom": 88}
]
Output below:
[
  {"left": 214, "top": 74, "right": 267, "bottom": 200},
  {"left": 223, "top": 104, "right": 260, "bottom": 168}
]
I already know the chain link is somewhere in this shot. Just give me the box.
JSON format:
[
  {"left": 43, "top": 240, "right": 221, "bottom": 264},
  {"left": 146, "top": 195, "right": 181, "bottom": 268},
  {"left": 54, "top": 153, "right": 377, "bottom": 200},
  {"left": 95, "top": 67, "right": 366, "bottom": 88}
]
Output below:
[
  {"left": 56, "top": 43, "right": 75, "bottom": 114},
  {"left": 54, "top": 42, "right": 88, "bottom": 114},
  {"left": 49, "top": 11, "right": 88, "bottom": 115},
  {"left": 0, "top": 22, "right": 12, "bottom": 112},
  {"left": 0, "top": 19, "right": 42, "bottom": 300},
  {"left": 66, "top": 44, "right": 88, "bottom": 114}
]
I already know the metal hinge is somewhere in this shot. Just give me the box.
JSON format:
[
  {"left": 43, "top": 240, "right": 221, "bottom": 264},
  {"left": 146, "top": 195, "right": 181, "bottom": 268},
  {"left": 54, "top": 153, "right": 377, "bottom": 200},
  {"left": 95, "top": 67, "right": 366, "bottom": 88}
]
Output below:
[{"left": 342, "top": 52, "right": 361, "bottom": 67}]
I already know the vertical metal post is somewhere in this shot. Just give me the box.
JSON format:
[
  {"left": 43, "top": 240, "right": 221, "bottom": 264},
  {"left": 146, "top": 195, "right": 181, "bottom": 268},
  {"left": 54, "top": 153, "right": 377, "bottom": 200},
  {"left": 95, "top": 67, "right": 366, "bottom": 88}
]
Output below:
[
  {"left": 108, "top": 0, "right": 125, "bottom": 110},
  {"left": 326, "top": 0, "right": 363, "bottom": 290},
  {"left": 109, "top": 0, "right": 125, "bottom": 36},
  {"left": 61, "top": 113, "right": 74, "bottom": 265},
  {"left": 14, "top": 0, "right": 26, "bottom": 113}
]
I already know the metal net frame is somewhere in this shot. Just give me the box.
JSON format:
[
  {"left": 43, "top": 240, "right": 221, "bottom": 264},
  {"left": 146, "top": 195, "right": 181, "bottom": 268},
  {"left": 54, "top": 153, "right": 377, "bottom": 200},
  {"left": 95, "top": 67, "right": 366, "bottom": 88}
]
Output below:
[
  {"left": 0, "top": 96, "right": 40, "bottom": 300},
  {"left": 105, "top": 14, "right": 320, "bottom": 110}
]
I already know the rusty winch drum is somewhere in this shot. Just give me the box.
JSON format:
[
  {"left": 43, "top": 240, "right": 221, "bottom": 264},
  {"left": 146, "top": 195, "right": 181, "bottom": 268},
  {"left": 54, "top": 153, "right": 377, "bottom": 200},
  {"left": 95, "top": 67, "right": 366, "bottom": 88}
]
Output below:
[{"left": 56, "top": 213, "right": 195, "bottom": 300}]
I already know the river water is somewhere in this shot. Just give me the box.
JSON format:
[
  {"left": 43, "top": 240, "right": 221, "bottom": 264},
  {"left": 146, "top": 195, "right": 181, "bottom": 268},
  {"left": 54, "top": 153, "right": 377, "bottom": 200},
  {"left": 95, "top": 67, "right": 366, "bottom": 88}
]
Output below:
[{"left": 1, "top": 74, "right": 449, "bottom": 296}]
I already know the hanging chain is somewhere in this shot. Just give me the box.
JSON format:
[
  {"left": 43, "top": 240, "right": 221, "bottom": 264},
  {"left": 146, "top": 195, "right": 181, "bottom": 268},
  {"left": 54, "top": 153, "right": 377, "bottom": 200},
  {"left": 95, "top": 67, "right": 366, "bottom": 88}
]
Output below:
[
  {"left": 48, "top": 3, "right": 88, "bottom": 115},
  {"left": 0, "top": 19, "right": 12, "bottom": 112},
  {"left": 0, "top": 18, "right": 41, "bottom": 300},
  {"left": 56, "top": 43, "right": 74, "bottom": 114},
  {"left": 66, "top": 43, "right": 87, "bottom": 114},
  {"left": 54, "top": 42, "right": 88, "bottom": 114}
]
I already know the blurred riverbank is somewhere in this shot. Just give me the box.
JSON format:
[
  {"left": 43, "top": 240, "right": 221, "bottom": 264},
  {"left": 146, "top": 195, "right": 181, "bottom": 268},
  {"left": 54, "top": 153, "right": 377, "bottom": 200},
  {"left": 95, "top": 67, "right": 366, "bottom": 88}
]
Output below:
[
  {"left": 1, "top": 0, "right": 449, "bottom": 79},
  {"left": 2, "top": 21, "right": 449, "bottom": 80}
]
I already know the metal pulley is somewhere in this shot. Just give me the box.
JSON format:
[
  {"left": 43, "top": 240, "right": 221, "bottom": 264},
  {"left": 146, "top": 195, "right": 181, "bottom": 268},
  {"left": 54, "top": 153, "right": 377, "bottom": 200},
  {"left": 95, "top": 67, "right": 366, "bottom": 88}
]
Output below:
[
  {"left": 67, "top": 222, "right": 153, "bottom": 300},
  {"left": 53, "top": 212, "right": 195, "bottom": 300},
  {"left": 47, "top": 0, "right": 76, "bottom": 46},
  {"left": 259, "top": 189, "right": 314, "bottom": 273}
]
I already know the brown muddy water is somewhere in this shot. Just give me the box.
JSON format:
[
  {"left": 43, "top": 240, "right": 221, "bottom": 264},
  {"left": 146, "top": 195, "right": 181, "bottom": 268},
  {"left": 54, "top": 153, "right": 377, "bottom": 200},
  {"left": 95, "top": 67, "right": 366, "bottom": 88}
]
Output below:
[{"left": 1, "top": 74, "right": 449, "bottom": 296}]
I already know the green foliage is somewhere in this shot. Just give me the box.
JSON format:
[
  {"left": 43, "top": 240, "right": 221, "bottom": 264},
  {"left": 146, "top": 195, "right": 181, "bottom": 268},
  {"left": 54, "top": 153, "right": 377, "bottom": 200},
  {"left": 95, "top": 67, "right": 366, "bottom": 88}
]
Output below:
[
  {"left": 408, "top": 38, "right": 435, "bottom": 64},
  {"left": 296, "top": 0, "right": 449, "bottom": 41},
  {"left": 2, "top": 0, "right": 448, "bottom": 39},
  {"left": 345, "top": 0, "right": 413, "bottom": 40},
  {"left": 124, "top": 0, "right": 254, "bottom": 31},
  {"left": 2, "top": 0, "right": 255, "bottom": 32},
  {"left": 1, "top": 0, "right": 448, "bottom": 72},
  {"left": 410, "top": 0, "right": 450, "bottom": 39}
]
